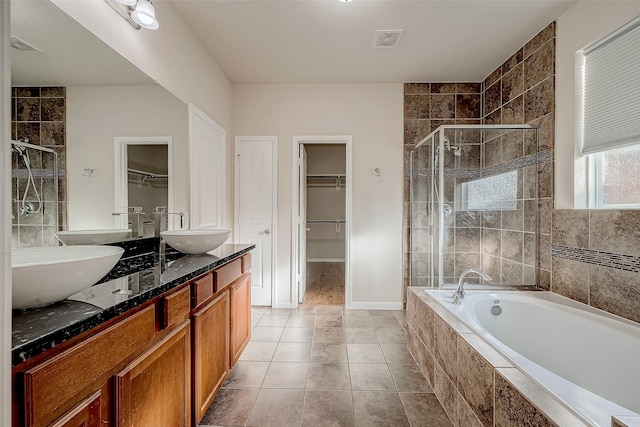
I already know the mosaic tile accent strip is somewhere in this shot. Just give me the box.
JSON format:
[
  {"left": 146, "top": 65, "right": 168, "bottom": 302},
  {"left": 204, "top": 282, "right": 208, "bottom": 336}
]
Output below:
[
  {"left": 551, "top": 245, "right": 640, "bottom": 273},
  {"left": 12, "top": 169, "right": 66, "bottom": 179}
]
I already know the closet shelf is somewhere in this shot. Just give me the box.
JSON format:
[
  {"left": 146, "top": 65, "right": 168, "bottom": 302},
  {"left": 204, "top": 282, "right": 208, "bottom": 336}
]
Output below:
[{"left": 306, "top": 174, "right": 346, "bottom": 179}]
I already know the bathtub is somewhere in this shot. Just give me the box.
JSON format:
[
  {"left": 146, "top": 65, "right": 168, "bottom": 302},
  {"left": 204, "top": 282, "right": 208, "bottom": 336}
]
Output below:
[{"left": 425, "top": 289, "right": 640, "bottom": 427}]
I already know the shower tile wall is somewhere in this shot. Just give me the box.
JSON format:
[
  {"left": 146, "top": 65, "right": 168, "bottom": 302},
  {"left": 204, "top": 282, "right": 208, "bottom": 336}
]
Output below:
[
  {"left": 404, "top": 83, "right": 482, "bottom": 288},
  {"left": 480, "top": 22, "right": 556, "bottom": 288},
  {"left": 11, "top": 86, "right": 67, "bottom": 248}
]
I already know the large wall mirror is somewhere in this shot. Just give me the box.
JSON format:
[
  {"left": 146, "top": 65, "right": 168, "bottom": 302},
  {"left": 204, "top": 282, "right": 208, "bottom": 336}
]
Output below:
[{"left": 10, "top": 0, "right": 188, "bottom": 246}]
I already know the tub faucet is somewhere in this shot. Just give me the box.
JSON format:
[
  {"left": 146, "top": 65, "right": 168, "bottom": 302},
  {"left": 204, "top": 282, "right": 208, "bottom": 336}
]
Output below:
[{"left": 452, "top": 269, "right": 492, "bottom": 304}]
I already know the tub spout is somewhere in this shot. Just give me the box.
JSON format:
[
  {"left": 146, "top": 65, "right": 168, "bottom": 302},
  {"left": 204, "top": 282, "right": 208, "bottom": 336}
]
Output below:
[{"left": 452, "top": 269, "right": 492, "bottom": 304}]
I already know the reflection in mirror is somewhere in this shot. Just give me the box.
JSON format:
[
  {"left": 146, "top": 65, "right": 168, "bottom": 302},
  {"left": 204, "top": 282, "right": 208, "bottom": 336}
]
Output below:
[{"left": 10, "top": 0, "right": 188, "bottom": 246}]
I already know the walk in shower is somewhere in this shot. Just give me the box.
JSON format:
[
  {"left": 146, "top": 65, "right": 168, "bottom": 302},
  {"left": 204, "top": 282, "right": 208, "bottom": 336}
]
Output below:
[
  {"left": 10, "top": 139, "right": 59, "bottom": 248},
  {"left": 409, "top": 125, "right": 540, "bottom": 288}
]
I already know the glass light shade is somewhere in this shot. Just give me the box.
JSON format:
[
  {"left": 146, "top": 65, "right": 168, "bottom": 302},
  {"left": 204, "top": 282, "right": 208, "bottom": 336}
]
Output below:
[
  {"left": 130, "top": 0, "right": 159, "bottom": 30},
  {"left": 115, "top": 0, "right": 136, "bottom": 6}
]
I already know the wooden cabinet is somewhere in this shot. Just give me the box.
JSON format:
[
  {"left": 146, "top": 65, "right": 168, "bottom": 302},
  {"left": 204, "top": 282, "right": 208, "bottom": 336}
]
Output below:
[
  {"left": 230, "top": 273, "right": 251, "bottom": 367},
  {"left": 114, "top": 321, "right": 191, "bottom": 427},
  {"left": 192, "top": 290, "right": 230, "bottom": 423},
  {"left": 49, "top": 391, "right": 102, "bottom": 427}
]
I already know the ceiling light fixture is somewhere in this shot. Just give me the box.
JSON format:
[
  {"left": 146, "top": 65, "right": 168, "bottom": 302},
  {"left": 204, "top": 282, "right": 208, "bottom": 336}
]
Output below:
[
  {"left": 131, "top": 0, "right": 159, "bottom": 29},
  {"left": 104, "top": 0, "right": 159, "bottom": 30}
]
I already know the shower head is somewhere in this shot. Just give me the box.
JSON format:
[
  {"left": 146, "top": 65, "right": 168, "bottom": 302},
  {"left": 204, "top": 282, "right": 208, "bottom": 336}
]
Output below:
[{"left": 452, "top": 146, "right": 464, "bottom": 157}]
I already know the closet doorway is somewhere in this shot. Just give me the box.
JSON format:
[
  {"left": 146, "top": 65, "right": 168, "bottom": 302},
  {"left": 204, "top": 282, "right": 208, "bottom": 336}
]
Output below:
[{"left": 292, "top": 136, "right": 352, "bottom": 307}]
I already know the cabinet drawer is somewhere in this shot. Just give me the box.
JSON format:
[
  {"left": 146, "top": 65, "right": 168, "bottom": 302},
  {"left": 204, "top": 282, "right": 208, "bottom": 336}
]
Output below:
[
  {"left": 192, "top": 274, "right": 214, "bottom": 309},
  {"left": 214, "top": 258, "right": 242, "bottom": 293},
  {"left": 50, "top": 390, "right": 102, "bottom": 427},
  {"left": 242, "top": 254, "right": 251, "bottom": 273},
  {"left": 163, "top": 285, "right": 190, "bottom": 329},
  {"left": 23, "top": 305, "right": 156, "bottom": 427}
]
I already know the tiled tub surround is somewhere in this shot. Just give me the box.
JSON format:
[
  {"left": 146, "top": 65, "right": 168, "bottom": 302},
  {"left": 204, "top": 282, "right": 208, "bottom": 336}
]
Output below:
[
  {"left": 408, "top": 288, "right": 611, "bottom": 427},
  {"left": 12, "top": 243, "right": 254, "bottom": 366},
  {"left": 552, "top": 209, "right": 640, "bottom": 325},
  {"left": 11, "top": 86, "right": 67, "bottom": 248}
]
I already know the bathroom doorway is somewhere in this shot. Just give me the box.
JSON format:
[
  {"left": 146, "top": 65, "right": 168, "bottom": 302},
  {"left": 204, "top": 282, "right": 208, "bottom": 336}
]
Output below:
[{"left": 292, "top": 136, "right": 352, "bottom": 307}]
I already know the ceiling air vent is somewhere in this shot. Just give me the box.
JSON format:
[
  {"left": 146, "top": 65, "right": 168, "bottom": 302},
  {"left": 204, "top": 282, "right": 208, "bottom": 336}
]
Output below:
[
  {"left": 10, "top": 36, "right": 43, "bottom": 53},
  {"left": 373, "top": 29, "right": 403, "bottom": 48}
]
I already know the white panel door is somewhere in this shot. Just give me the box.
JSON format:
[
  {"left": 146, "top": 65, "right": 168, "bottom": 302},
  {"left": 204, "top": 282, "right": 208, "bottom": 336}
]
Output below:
[
  {"left": 235, "top": 137, "right": 275, "bottom": 306},
  {"left": 189, "top": 104, "right": 225, "bottom": 229},
  {"left": 298, "top": 147, "right": 307, "bottom": 303}
]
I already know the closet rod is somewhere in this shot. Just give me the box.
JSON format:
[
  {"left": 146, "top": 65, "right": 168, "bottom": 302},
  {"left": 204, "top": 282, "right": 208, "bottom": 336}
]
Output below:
[
  {"left": 306, "top": 174, "right": 346, "bottom": 179},
  {"left": 306, "top": 220, "right": 346, "bottom": 224}
]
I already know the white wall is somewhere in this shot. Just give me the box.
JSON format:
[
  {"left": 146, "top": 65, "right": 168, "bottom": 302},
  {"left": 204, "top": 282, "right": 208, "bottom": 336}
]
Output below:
[
  {"left": 52, "top": 0, "right": 234, "bottom": 232},
  {"left": 66, "top": 85, "right": 187, "bottom": 229},
  {"left": 1, "top": 1, "right": 12, "bottom": 422},
  {"left": 233, "top": 83, "right": 404, "bottom": 308},
  {"left": 556, "top": 1, "right": 640, "bottom": 208}
]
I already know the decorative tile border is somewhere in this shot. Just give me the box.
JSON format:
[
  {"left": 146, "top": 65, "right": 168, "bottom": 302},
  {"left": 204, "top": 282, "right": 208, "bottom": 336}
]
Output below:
[{"left": 551, "top": 244, "right": 640, "bottom": 273}]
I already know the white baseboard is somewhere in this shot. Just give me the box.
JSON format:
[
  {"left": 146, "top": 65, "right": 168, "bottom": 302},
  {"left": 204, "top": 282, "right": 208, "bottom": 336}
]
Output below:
[{"left": 346, "top": 301, "right": 404, "bottom": 310}]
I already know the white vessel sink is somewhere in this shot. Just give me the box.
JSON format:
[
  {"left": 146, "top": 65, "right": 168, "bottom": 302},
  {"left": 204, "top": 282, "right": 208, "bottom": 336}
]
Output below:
[
  {"left": 161, "top": 229, "right": 231, "bottom": 254},
  {"left": 55, "top": 229, "right": 132, "bottom": 245},
  {"left": 12, "top": 245, "right": 125, "bottom": 309}
]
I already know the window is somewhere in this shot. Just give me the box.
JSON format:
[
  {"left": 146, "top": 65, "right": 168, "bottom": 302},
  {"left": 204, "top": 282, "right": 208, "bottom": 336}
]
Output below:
[
  {"left": 578, "top": 15, "right": 640, "bottom": 208},
  {"left": 460, "top": 171, "right": 518, "bottom": 211}
]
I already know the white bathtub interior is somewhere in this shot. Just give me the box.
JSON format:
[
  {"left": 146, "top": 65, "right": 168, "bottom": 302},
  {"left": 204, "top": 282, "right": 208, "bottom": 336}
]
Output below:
[{"left": 425, "top": 289, "right": 640, "bottom": 427}]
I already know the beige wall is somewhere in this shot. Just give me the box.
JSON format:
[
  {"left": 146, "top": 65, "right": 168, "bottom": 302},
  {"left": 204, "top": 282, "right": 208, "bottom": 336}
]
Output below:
[
  {"left": 555, "top": 1, "right": 640, "bottom": 208},
  {"left": 66, "top": 85, "right": 188, "bottom": 229},
  {"left": 233, "top": 83, "right": 404, "bottom": 308}
]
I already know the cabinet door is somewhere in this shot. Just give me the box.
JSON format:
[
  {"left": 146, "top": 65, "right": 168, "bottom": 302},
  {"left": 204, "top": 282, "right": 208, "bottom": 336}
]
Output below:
[
  {"left": 230, "top": 273, "right": 251, "bottom": 366},
  {"left": 49, "top": 391, "right": 102, "bottom": 427},
  {"left": 114, "top": 322, "right": 191, "bottom": 427},
  {"left": 192, "top": 290, "right": 230, "bottom": 423}
]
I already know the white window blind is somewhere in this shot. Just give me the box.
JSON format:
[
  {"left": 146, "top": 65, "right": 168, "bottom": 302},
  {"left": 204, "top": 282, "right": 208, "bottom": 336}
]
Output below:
[{"left": 580, "top": 16, "right": 640, "bottom": 155}]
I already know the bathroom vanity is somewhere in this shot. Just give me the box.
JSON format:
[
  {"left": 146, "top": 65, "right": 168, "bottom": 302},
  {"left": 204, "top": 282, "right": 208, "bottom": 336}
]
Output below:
[{"left": 11, "top": 243, "right": 254, "bottom": 427}]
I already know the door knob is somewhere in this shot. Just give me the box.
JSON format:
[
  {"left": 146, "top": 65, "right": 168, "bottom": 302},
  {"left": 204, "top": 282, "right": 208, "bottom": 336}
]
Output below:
[{"left": 264, "top": 229, "right": 271, "bottom": 235}]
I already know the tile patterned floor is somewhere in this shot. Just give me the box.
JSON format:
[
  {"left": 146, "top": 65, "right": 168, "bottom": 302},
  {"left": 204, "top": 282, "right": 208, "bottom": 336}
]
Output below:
[{"left": 199, "top": 306, "right": 452, "bottom": 427}]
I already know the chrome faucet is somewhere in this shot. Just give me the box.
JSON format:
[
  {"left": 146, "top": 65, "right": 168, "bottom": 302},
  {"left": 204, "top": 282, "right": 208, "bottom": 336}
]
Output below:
[
  {"left": 112, "top": 207, "right": 145, "bottom": 238},
  {"left": 153, "top": 206, "right": 185, "bottom": 237},
  {"left": 452, "top": 268, "right": 492, "bottom": 304}
]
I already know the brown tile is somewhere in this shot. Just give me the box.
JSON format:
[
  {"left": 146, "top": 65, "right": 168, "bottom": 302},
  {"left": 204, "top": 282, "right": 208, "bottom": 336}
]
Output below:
[
  {"left": 552, "top": 209, "right": 589, "bottom": 248},
  {"left": 223, "top": 361, "right": 269, "bottom": 388},
  {"left": 352, "top": 391, "right": 410, "bottom": 426},
  {"left": 41, "top": 122, "right": 65, "bottom": 146},
  {"left": 347, "top": 343, "right": 385, "bottom": 363},
  {"left": 246, "top": 389, "right": 304, "bottom": 427},
  {"left": 388, "top": 363, "right": 432, "bottom": 392},
  {"left": 16, "top": 97, "right": 40, "bottom": 122},
  {"left": 502, "top": 95, "right": 524, "bottom": 125},
  {"left": 525, "top": 113, "right": 554, "bottom": 154},
  {"left": 433, "top": 362, "right": 457, "bottom": 423},
  {"left": 502, "top": 201, "right": 524, "bottom": 231},
  {"left": 433, "top": 315, "right": 457, "bottom": 382},
  {"left": 589, "top": 210, "right": 640, "bottom": 257},
  {"left": 482, "top": 228, "right": 501, "bottom": 257},
  {"left": 431, "top": 83, "right": 456, "bottom": 94},
  {"left": 314, "top": 327, "right": 345, "bottom": 343},
  {"left": 551, "top": 257, "right": 588, "bottom": 304},
  {"left": 502, "top": 63, "right": 524, "bottom": 104},
  {"left": 15, "top": 87, "right": 40, "bottom": 97},
  {"left": 502, "top": 260, "right": 523, "bottom": 285},
  {"left": 404, "top": 83, "right": 430, "bottom": 95},
  {"left": 539, "top": 268, "right": 551, "bottom": 290},
  {"left": 41, "top": 97, "right": 65, "bottom": 122},
  {"left": 502, "top": 48, "right": 524, "bottom": 74},
  {"left": 502, "top": 129, "right": 524, "bottom": 162},
  {"left": 311, "top": 342, "right": 348, "bottom": 363},
  {"left": 430, "top": 119, "right": 455, "bottom": 132},
  {"left": 523, "top": 232, "right": 536, "bottom": 267},
  {"left": 456, "top": 94, "right": 481, "bottom": 119},
  {"left": 302, "top": 390, "right": 354, "bottom": 427},
  {"left": 524, "top": 21, "right": 556, "bottom": 58},
  {"left": 40, "top": 86, "right": 66, "bottom": 98},
  {"left": 405, "top": 95, "right": 430, "bottom": 119},
  {"left": 524, "top": 78, "right": 554, "bottom": 122},
  {"left": 307, "top": 363, "right": 351, "bottom": 390},
  {"left": 484, "top": 67, "right": 502, "bottom": 89},
  {"left": 525, "top": 39, "right": 555, "bottom": 90},
  {"left": 200, "top": 388, "right": 258, "bottom": 426},
  {"left": 590, "top": 265, "right": 640, "bottom": 323},
  {"left": 457, "top": 144, "right": 481, "bottom": 169},
  {"left": 483, "top": 81, "right": 501, "bottom": 116},
  {"left": 538, "top": 161, "right": 553, "bottom": 199},
  {"left": 400, "top": 393, "right": 452, "bottom": 426},
  {"left": 414, "top": 300, "right": 434, "bottom": 352},
  {"left": 456, "top": 83, "right": 481, "bottom": 94},
  {"left": 483, "top": 137, "right": 501, "bottom": 168},
  {"left": 457, "top": 391, "right": 484, "bottom": 427},
  {"left": 430, "top": 94, "right": 456, "bottom": 119},
  {"left": 15, "top": 122, "right": 40, "bottom": 145},
  {"left": 538, "top": 198, "right": 553, "bottom": 235},
  {"left": 454, "top": 253, "right": 481, "bottom": 277},
  {"left": 502, "top": 231, "right": 523, "bottom": 263},
  {"left": 455, "top": 228, "right": 480, "bottom": 253},
  {"left": 483, "top": 108, "right": 501, "bottom": 126},
  {"left": 350, "top": 364, "right": 395, "bottom": 391},
  {"left": 495, "top": 372, "right": 554, "bottom": 427},
  {"left": 457, "top": 338, "right": 494, "bottom": 427},
  {"left": 407, "top": 327, "right": 434, "bottom": 386},
  {"left": 538, "top": 233, "right": 552, "bottom": 271},
  {"left": 404, "top": 119, "right": 431, "bottom": 145}
]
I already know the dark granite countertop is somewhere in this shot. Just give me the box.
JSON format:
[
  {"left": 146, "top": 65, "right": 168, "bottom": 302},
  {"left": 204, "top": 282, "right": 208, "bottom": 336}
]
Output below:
[{"left": 12, "top": 243, "right": 254, "bottom": 367}]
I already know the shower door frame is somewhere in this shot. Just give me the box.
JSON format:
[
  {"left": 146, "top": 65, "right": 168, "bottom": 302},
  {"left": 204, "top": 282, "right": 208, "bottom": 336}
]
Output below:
[{"left": 411, "top": 124, "right": 536, "bottom": 289}]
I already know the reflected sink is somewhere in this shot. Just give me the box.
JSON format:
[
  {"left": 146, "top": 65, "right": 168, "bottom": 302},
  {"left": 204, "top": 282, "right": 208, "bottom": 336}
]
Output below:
[
  {"left": 12, "top": 245, "right": 125, "bottom": 309},
  {"left": 56, "top": 229, "right": 132, "bottom": 245},
  {"left": 161, "top": 229, "right": 231, "bottom": 254}
]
